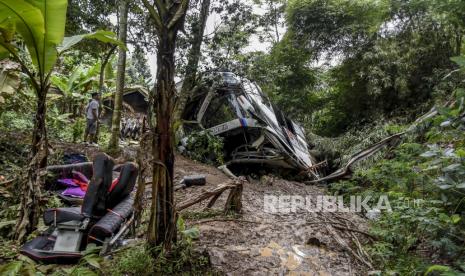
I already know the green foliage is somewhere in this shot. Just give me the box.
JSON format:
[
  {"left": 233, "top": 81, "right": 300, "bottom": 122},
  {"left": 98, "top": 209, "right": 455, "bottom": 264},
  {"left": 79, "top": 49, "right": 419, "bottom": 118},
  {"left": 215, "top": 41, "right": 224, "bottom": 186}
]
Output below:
[
  {"left": 0, "top": 110, "right": 34, "bottom": 133},
  {"left": 0, "top": 0, "right": 68, "bottom": 76},
  {"left": 103, "top": 217, "right": 210, "bottom": 275},
  {"left": 203, "top": 0, "right": 258, "bottom": 72},
  {"left": 0, "top": 261, "right": 25, "bottom": 276},
  {"left": 150, "top": 217, "right": 208, "bottom": 275},
  {"left": 72, "top": 118, "right": 86, "bottom": 143},
  {"left": 58, "top": 30, "right": 125, "bottom": 54},
  {"left": 286, "top": 0, "right": 389, "bottom": 57},
  {"left": 99, "top": 124, "right": 112, "bottom": 146},
  {"left": 181, "top": 209, "right": 225, "bottom": 220},
  {"left": 331, "top": 93, "right": 465, "bottom": 274},
  {"left": 103, "top": 244, "right": 155, "bottom": 276},
  {"left": 247, "top": 36, "right": 320, "bottom": 123},
  {"left": 246, "top": 0, "right": 462, "bottom": 137},
  {"left": 184, "top": 130, "right": 224, "bottom": 165}
]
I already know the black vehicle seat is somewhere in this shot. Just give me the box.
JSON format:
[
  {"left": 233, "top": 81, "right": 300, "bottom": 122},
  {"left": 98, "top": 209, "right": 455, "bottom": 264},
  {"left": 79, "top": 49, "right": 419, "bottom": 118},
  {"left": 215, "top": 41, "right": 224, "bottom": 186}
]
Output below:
[
  {"left": 106, "top": 162, "right": 138, "bottom": 209},
  {"left": 43, "top": 153, "right": 115, "bottom": 226},
  {"left": 43, "top": 207, "right": 82, "bottom": 226},
  {"left": 87, "top": 163, "right": 138, "bottom": 245},
  {"left": 81, "top": 154, "right": 115, "bottom": 218}
]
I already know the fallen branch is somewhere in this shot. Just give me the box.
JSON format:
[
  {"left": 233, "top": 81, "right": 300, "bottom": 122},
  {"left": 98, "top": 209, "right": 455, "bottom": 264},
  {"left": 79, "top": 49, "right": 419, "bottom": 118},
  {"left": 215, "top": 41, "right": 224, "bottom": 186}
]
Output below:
[
  {"left": 176, "top": 177, "right": 245, "bottom": 212},
  {"left": 325, "top": 224, "right": 373, "bottom": 269},
  {"left": 332, "top": 225, "right": 376, "bottom": 240},
  {"left": 217, "top": 165, "right": 237, "bottom": 179},
  {"left": 307, "top": 133, "right": 404, "bottom": 184},
  {"left": 305, "top": 221, "right": 376, "bottom": 240},
  {"left": 307, "top": 102, "right": 454, "bottom": 185}
]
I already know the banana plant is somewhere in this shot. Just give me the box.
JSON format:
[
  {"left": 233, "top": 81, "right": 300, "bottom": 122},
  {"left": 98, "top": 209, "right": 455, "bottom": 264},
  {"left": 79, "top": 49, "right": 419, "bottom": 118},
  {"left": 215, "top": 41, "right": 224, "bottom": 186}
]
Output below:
[
  {"left": 0, "top": 0, "right": 122, "bottom": 161},
  {"left": 0, "top": 0, "right": 124, "bottom": 241},
  {"left": 50, "top": 63, "right": 100, "bottom": 115}
]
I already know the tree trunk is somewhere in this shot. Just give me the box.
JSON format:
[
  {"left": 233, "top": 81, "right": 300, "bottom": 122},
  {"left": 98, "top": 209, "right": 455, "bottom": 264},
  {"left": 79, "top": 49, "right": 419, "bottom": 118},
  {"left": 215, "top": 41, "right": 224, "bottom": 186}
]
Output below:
[
  {"left": 109, "top": 0, "right": 129, "bottom": 150},
  {"left": 174, "top": 0, "right": 211, "bottom": 123},
  {"left": 99, "top": 46, "right": 117, "bottom": 92},
  {"left": 147, "top": 31, "right": 178, "bottom": 250},
  {"left": 14, "top": 85, "right": 48, "bottom": 242},
  {"left": 94, "top": 46, "right": 117, "bottom": 143},
  {"left": 32, "top": 88, "right": 48, "bottom": 167},
  {"left": 134, "top": 132, "right": 151, "bottom": 227}
]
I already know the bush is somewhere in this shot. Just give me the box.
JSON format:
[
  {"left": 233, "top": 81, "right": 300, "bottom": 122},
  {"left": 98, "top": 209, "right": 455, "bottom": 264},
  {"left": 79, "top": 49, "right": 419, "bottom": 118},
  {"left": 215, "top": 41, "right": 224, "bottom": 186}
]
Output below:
[
  {"left": 330, "top": 93, "right": 465, "bottom": 274},
  {"left": 184, "top": 131, "right": 224, "bottom": 165},
  {"left": 102, "top": 217, "right": 211, "bottom": 275},
  {"left": 103, "top": 244, "right": 155, "bottom": 276}
]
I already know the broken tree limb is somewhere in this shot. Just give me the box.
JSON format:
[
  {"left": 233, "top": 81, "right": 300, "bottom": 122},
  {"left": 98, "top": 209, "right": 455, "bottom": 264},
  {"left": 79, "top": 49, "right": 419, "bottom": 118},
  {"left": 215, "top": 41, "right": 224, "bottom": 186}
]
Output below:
[
  {"left": 176, "top": 177, "right": 245, "bottom": 212},
  {"left": 298, "top": 160, "right": 328, "bottom": 177},
  {"left": 206, "top": 192, "right": 222, "bottom": 208},
  {"left": 306, "top": 133, "right": 404, "bottom": 184},
  {"left": 305, "top": 221, "right": 376, "bottom": 240},
  {"left": 325, "top": 224, "right": 374, "bottom": 269},
  {"left": 307, "top": 102, "right": 452, "bottom": 185}
]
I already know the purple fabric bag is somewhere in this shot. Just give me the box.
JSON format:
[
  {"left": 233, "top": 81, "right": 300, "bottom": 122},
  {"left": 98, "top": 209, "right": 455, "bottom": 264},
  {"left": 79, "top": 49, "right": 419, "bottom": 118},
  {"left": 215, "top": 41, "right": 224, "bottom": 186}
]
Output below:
[{"left": 62, "top": 187, "right": 86, "bottom": 198}]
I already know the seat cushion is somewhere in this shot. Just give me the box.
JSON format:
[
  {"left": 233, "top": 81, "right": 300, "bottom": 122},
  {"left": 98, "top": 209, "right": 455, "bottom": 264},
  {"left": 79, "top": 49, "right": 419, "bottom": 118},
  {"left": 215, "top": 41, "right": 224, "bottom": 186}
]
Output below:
[
  {"left": 43, "top": 207, "right": 83, "bottom": 226},
  {"left": 88, "top": 196, "right": 133, "bottom": 244},
  {"left": 20, "top": 235, "right": 82, "bottom": 264}
]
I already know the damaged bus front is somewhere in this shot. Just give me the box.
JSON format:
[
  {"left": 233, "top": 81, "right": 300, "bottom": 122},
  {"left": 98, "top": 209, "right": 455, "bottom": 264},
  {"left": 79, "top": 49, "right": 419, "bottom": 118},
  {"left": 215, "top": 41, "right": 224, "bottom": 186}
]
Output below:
[{"left": 180, "top": 72, "right": 321, "bottom": 179}]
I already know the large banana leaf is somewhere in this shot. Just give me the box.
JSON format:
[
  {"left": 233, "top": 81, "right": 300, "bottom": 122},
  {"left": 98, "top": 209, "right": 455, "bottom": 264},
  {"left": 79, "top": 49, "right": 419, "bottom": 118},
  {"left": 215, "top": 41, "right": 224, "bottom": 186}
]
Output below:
[
  {"left": 27, "top": 0, "right": 68, "bottom": 74},
  {"left": 0, "top": 1, "right": 45, "bottom": 67},
  {"left": 58, "top": 30, "right": 127, "bottom": 54},
  {"left": 0, "top": 0, "right": 122, "bottom": 92},
  {"left": 0, "top": 0, "right": 67, "bottom": 76}
]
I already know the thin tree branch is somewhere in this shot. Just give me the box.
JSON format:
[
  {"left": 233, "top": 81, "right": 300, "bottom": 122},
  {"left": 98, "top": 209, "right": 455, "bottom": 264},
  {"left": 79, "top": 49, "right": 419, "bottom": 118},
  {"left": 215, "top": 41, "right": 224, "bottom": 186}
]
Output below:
[
  {"left": 153, "top": 0, "right": 168, "bottom": 18},
  {"left": 167, "top": 0, "right": 189, "bottom": 29},
  {"left": 141, "top": 0, "right": 163, "bottom": 33}
]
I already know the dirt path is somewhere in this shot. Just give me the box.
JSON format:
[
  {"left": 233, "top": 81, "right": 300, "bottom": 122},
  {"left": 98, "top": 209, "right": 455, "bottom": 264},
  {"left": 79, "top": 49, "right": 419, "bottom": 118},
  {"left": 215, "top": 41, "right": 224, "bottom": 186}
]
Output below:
[
  {"left": 174, "top": 155, "right": 369, "bottom": 275},
  {"left": 50, "top": 143, "right": 370, "bottom": 275}
]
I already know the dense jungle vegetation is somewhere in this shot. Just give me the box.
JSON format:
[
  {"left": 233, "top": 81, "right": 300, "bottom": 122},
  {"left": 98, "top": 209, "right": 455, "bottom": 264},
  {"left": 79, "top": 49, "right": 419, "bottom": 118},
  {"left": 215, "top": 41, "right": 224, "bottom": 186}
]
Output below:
[{"left": 2, "top": 0, "right": 465, "bottom": 275}]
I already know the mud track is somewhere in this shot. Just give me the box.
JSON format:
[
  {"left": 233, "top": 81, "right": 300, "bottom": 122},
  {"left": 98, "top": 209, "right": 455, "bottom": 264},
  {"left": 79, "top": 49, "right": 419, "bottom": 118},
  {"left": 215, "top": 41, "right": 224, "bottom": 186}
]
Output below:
[
  {"left": 50, "top": 142, "right": 370, "bottom": 275},
  {"left": 174, "top": 155, "right": 369, "bottom": 275}
]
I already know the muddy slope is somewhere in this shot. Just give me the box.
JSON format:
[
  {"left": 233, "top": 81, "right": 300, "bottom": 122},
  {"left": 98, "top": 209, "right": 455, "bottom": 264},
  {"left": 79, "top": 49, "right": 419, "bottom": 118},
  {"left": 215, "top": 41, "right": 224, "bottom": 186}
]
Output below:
[
  {"left": 174, "top": 155, "right": 369, "bottom": 275},
  {"left": 49, "top": 143, "right": 370, "bottom": 275}
]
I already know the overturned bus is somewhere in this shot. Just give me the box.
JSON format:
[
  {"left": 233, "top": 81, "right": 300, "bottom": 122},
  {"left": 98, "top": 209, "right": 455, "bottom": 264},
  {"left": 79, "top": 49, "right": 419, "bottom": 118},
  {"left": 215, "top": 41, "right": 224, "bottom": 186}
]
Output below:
[{"left": 180, "top": 72, "right": 321, "bottom": 179}]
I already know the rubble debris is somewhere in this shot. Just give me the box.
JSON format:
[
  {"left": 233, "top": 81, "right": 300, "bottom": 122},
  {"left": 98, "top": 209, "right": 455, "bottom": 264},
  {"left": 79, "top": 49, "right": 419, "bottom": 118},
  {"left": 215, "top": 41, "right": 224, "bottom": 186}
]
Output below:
[
  {"left": 180, "top": 71, "right": 322, "bottom": 180},
  {"left": 181, "top": 175, "right": 207, "bottom": 187},
  {"left": 120, "top": 115, "right": 145, "bottom": 140}
]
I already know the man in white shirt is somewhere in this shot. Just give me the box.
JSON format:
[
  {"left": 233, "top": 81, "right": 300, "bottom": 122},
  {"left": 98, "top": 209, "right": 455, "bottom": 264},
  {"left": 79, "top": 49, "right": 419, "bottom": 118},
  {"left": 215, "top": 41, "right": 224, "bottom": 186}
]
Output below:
[{"left": 84, "top": 92, "right": 100, "bottom": 145}]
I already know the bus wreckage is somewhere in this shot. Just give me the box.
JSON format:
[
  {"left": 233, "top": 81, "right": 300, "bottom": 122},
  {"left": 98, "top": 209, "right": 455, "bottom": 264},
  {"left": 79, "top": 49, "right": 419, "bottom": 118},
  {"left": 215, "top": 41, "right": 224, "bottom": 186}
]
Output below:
[{"left": 180, "top": 72, "right": 322, "bottom": 180}]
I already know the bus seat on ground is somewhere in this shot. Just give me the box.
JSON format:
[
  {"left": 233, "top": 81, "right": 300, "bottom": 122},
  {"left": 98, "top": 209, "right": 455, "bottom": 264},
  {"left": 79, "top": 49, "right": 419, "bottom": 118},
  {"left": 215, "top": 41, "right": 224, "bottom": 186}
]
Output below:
[{"left": 20, "top": 153, "right": 138, "bottom": 264}]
